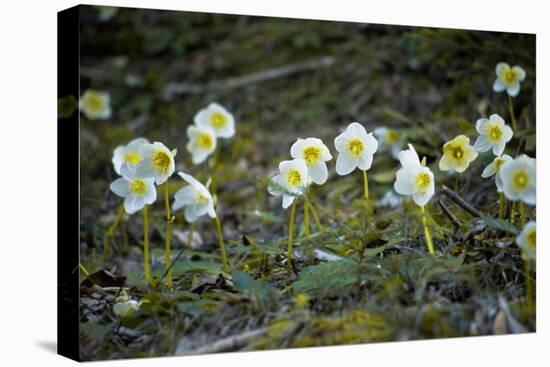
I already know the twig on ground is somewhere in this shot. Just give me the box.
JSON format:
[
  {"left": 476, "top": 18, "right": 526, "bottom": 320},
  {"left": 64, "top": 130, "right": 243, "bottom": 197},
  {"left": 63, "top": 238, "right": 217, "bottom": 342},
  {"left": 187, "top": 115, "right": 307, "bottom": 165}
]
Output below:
[
  {"left": 440, "top": 185, "right": 482, "bottom": 218},
  {"left": 437, "top": 199, "right": 462, "bottom": 232},
  {"left": 183, "top": 327, "right": 269, "bottom": 355},
  {"left": 163, "top": 56, "right": 336, "bottom": 99}
]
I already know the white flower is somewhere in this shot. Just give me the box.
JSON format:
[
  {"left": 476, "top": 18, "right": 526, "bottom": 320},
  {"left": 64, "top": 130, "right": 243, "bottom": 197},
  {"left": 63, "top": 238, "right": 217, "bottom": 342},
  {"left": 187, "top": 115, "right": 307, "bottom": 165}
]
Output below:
[
  {"left": 79, "top": 89, "right": 111, "bottom": 120},
  {"left": 186, "top": 125, "right": 217, "bottom": 165},
  {"left": 268, "top": 159, "right": 309, "bottom": 209},
  {"left": 481, "top": 154, "right": 513, "bottom": 192},
  {"left": 111, "top": 138, "right": 149, "bottom": 175},
  {"left": 113, "top": 300, "right": 140, "bottom": 318},
  {"left": 194, "top": 102, "right": 235, "bottom": 138},
  {"left": 498, "top": 154, "right": 536, "bottom": 205},
  {"left": 135, "top": 142, "right": 176, "bottom": 185},
  {"left": 393, "top": 144, "right": 435, "bottom": 206},
  {"left": 373, "top": 127, "right": 402, "bottom": 159},
  {"left": 334, "top": 122, "right": 379, "bottom": 175},
  {"left": 110, "top": 164, "right": 157, "bottom": 214},
  {"left": 493, "top": 62, "right": 526, "bottom": 97},
  {"left": 290, "top": 138, "right": 332, "bottom": 185},
  {"left": 516, "top": 221, "right": 536, "bottom": 260},
  {"left": 439, "top": 134, "right": 478, "bottom": 173},
  {"left": 474, "top": 114, "right": 513, "bottom": 156},
  {"left": 172, "top": 172, "right": 216, "bottom": 223},
  {"left": 375, "top": 190, "right": 402, "bottom": 209}
]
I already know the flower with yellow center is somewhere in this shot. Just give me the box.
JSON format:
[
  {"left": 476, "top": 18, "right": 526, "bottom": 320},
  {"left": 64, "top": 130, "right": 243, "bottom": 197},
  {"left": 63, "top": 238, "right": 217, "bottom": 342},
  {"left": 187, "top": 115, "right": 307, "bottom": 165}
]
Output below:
[
  {"left": 374, "top": 126, "right": 403, "bottom": 159},
  {"left": 290, "top": 138, "right": 332, "bottom": 185},
  {"left": 498, "top": 154, "right": 536, "bottom": 205},
  {"left": 394, "top": 144, "right": 435, "bottom": 206},
  {"left": 439, "top": 135, "right": 478, "bottom": 173},
  {"left": 268, "top": 159, "right": 309, "bottom": 209},
  {"left": 493, "top": 62, "right": 526, "bottom": 97},
  {"left": 194, "top": 102, "right": 235, "bottom": 139},
  {"left": 186, "top": 125, "right": 217, "bottom": 165},
  {"left": 172, "top": 172, "right": 216, "bottom": 223},
  {"left": 136, "top": 142, "right": 176, "bottom": 185},
  {"left": 111, "top": 137, "right": 149, "bottom": 175},
  {"left": 110, "top": 164, "right": 157, "bottom": 214},
  {"left": 516, "top": 221, "right": 536, "bottom": 260},
  {"left": 79, "top": 89, "right": 111, "bottom": 120},
  {"left": 481, "top": 154, "right": 512, "bottom": 192},
  {"left": 113, "top": 299, "right": 140, "bottom": 318},
  {"left": 474, "top": 114, "right": 513, "bottom": 156},
  {"left": 334, "top": 122, "right": 378, "bottom": 176}
]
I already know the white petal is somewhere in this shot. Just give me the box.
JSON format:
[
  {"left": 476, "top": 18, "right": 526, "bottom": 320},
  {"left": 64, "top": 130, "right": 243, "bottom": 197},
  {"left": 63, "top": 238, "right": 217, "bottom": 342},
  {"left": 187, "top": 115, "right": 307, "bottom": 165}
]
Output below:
[
  {"left": 493, "top": 78, "right": 506, "bottom": 92},
  {"left": 308, "top": 162, "right": 328, "bottom": 185},
  {"left": 363, "top": 133, "right": 379, "bottom": 155},
  {"left": 357, "top": 153, "right": 373, "bottom": 171},
  {"left": 347, "top": 122, "right": 367, "bottom": 137},
  {"left": 474, "top": 136, "right": 491, "bottom": 153},
  {"left": 334, "top": 131, "right": 350, "bottom": 152},
  {"left": 207, "top": 203, "right": 217, "bottom": 218},
  {"left": 184, "top": 206, "right": 200, "bottom": 223},
  {"left": 492, "top": 142, "right": 506, "bottom": 156},
  {"left": 124, "top": 195, "right": 145, "bottom": 214},
  {"left": 412, "top": 190, "right": 433, "bottom": 206},
  {"left": 192, "top": 149, "right": 211, "bottom": 165},
  {"left": 267, "top": 175, "right": 284, "bottom": 196},
  {"left": 135, "top": 161, "right": 156, "bottom": 179},
  {"left": 112, "top": 146, "right": 125, "bottom": 175},
  {"left": 522, "top": 187, "right": 536, "bottom": 206},
  {"left": 481, "top": 163, "right": 497, "bottom": 178},
  {"left": 290, "top": 138, "right": 305, "bottom": 159},
  {"left": 475, "top": 118, "right": 489, "bottom": 134},
  {"left": 502, "top": 125, "right": 513, "bottom": 142},
  {"left": 144, "top": 179, "right": 157, "bottom": 204},
  {"left": 335, "top": 153, "right": 357, "bottom": 176},
  {"left": 282, "top": 194, "right": 295, "bottom": 209},
  {"left": 174, "top": 186, "right": 196, "bottom": 204},
  {"left": 438, "top": 155, "right": 453, "bottom": 172},
  {"left": 394, "top": 167, "right": 415, "bottom": 195},
  {"left": 512, "top": 66, "right": 526, "bottom": 81},
  {"left": 495, "top": 62, "right": 509, "bottom": 77},
  {"left": 507, "top": 82, "right": 520, "bottom": 97},
  {"left": 398, "top": 144, "right": 420, "bottom": 167},
  {"left": 110, "top": 178, "right": 129, "bottom": 197}
]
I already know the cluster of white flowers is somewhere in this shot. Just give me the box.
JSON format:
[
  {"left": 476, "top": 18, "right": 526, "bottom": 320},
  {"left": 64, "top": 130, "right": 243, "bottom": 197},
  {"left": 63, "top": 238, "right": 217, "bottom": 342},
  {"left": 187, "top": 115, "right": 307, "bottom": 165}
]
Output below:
[
  {"left": 108, "top": 102, "right": 235, "bottom": 222},
  {"left": 186, "top": 103, "right": 235, "bottom": 164},
  {"left": 268, "top": 122, "right": 382, "bottom": 208}
]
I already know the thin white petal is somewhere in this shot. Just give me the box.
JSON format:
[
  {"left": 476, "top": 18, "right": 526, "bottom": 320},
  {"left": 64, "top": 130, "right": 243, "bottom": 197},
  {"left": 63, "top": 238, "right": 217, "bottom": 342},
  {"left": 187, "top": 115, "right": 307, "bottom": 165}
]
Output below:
[{"left": 335, "top": 153, "right": 357, "bottom": 176}]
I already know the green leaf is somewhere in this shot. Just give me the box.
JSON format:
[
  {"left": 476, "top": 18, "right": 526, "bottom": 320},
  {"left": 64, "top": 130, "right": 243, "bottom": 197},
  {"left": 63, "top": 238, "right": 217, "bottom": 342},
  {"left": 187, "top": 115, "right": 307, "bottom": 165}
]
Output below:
[
  {"left": 232, "top": 271, "right": 279, "bottom": 310},
  {"left": 293, "top": 260, "right": 358, "bottom": 297},
  {"left": 480, "top": 214, "right": 519, "bottom": 234}
]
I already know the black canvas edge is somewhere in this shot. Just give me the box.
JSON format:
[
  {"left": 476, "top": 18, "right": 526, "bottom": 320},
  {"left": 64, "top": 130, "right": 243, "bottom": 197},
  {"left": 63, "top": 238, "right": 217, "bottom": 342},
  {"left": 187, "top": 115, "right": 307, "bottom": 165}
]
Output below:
[{"left": 57, "top": 5, "right": 80, "bottom": 362}]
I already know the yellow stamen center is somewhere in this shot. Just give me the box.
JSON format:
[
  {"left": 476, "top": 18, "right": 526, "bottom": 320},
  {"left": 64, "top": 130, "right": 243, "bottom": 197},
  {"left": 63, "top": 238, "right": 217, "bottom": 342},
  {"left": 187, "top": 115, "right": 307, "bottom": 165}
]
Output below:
[
  {"left": 123, "top": 151, "right": 141, "bottom": 165},
  {"left": 86, "top": 94, "right": 105, "bottom": 112},
  {"left": 210, "top": 112, "right": 227, "bottom": 129},
  {"left": 487, "top": 124, "right": 503, "bottom": 142},
  {"left": 527, "top": 229, "right": 536, "bottom": 250},
  {"left": 386, "top": 130, "right": 399, "bottom": 144},
  {"left": 197, "top": 133, "right": 214, "bottom": 150},
  {"left": 347, "top": 138, "right": 364, "bottom": 156},
  {"left": 286, "top": 169, "right": 302, "bottom": 186},
  {"left": 503, "top": 67, "right": 518, "bottom": 84},
  {"left": 129, "top": 179, "right": 147, "bottom": 195},
  {"left": 153, "top": 150, "right": 171, "bottom": 174},
  {"left": 512, "top": 169, "right": 529, "bottom": 191},
  {"left": 195, "top": 192, "right": 209, "bottom": 205},
  {"left": 494, "top": 158, "right": 506, "bottom": 172},
  {"left": 416, "top": 172, "right": 431, "bottom": 193},
  {"left": 444, "top": 142, "right": 465, "bottom": 162},
  {"left": 303, "top": 146, "right": 321, "bottom": 166}
]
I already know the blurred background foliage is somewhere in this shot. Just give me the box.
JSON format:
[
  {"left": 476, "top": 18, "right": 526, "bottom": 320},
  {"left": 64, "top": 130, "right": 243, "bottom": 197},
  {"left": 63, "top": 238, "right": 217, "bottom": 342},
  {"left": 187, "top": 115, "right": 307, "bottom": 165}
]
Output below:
[{"left": 77, "top": 5, "right": 535, "bottom": 361}]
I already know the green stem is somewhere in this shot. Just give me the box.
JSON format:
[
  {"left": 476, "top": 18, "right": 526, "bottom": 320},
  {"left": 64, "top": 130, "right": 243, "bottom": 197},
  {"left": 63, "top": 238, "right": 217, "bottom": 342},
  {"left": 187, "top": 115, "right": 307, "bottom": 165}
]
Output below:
[
  {"left": 420, "top": 205, "right": 435, "bottom": 254},
  {"left": 287, "top": 199, "right": 298, "bottom": 276},
  {"left": 519, "top": 201, "right": 526, "bottom": 228},
  {"left": 308, "top": 202, "right": 324, "bottom": 233},
  {"left": 498, "top": 192, "right": 506, "bottom": 219},
  {"left": 187, "top": 222, "right": 196, "bottom": 248},
  {"left": 164, "top": 185, "right": 173, "bottom": 289},
  {"left": 304, "top": 199, "right": 310, "bottom": 240},
  {"left": 214, "top": 214, "right": 229, "bottom": 273},
  {"left": 508, "top": 95, "right": 517, "bottom": 131},
  {"left": 362, "top": 170, "right": 369, "bottom": 200},
  {"left": 143, "top": 206, "right": 152, "bottom": 285},
  {"left": 510, "top": 201, "right": 516, "bottom": 224},
  {"left": 103, "top": 204, "right": 124, "bottom": 260},
  {"left": 454, "top": 175, "right": 459, "bottom": 193}
]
